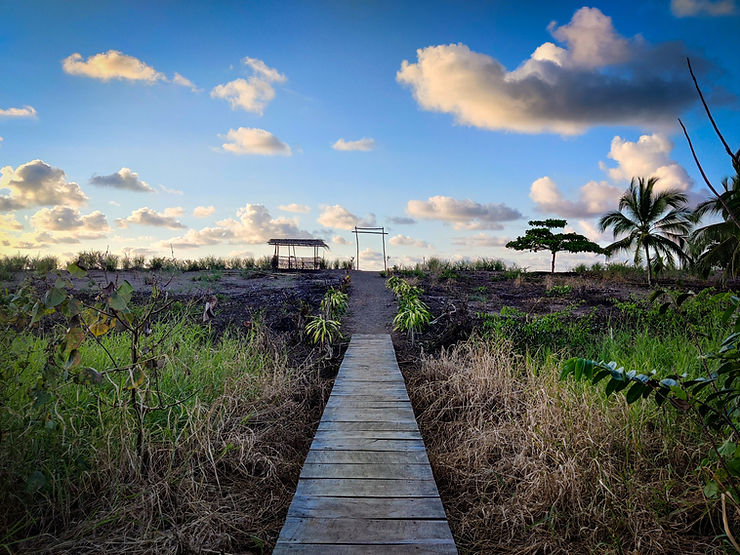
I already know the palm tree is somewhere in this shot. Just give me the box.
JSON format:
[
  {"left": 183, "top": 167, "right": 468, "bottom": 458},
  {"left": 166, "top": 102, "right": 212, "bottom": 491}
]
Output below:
[
  {"left": 691, "top": 169, "right": 740, "bottom": 279},
  {"left": 599, "top": 177, "right": 692, "bottom": 286}
]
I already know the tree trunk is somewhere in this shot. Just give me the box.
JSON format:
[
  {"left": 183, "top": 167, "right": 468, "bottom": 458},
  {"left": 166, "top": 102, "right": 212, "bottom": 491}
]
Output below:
[
  {"left": 644, "top": 243, "right": 652, "bottom": 286},
  {"left": 551, "top": 251, "right": 556, "bottom": 273}
]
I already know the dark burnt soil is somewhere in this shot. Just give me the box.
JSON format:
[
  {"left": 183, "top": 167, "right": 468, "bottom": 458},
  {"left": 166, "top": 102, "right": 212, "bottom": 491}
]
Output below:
[
  {"left": 392, "top": 270, "right": 740, "bottom": 360},
  {"left": 6, "top": 268, "right": 346, "bottom": 339}
]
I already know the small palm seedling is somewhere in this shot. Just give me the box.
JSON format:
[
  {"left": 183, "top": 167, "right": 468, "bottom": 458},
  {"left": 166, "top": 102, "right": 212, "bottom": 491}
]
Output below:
[
  {"left": 305, "top": 315, "right": 341, "bottom": 355},
  {"left": 320, "top": 287, "right": 349, "bottom": 319},
  {"left": 393, "top": 296, "right": 432, "bottom": 345}
]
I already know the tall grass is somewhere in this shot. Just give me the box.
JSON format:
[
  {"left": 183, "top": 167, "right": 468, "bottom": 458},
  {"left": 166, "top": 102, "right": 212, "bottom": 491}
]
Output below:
[
  {"left": 407, "top": 338, "right": 725, "bottom": 553},
  {"left": 1, "top": 319, "right": 328, "bottom": 552}
]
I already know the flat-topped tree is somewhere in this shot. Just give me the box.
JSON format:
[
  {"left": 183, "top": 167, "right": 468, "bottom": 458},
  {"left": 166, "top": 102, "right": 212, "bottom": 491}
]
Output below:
[{"left": 506, "top": 219, "right": 603, "bottom": 273}]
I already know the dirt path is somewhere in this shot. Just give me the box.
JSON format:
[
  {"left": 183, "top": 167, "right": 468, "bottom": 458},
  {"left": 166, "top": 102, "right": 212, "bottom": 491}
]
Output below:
[{"left": 343, "top": 271, "right": 396, "bottom": 335}]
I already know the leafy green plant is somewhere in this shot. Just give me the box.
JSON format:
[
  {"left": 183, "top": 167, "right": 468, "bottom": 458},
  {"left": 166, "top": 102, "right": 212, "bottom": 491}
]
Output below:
[
  {"left": 320, "top": 287, "right": 349, "bottom": 319},
  {"left": 387, "top": 276, "right": 432, "bottom": 344},
  {"left": 546, "top": 284, "right": 572, "bottom": 296},
  {"left": 305, "top": 315, "right": 341, "bottom": 352},
  {"left": 561, "top": 289, "right": 740, "bottom": 545}
]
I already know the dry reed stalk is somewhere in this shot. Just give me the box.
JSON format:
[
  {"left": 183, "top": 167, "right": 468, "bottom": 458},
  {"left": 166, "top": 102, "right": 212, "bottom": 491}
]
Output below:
[{"left": 404, "top": 338, "right": 727, "bottom": 554}]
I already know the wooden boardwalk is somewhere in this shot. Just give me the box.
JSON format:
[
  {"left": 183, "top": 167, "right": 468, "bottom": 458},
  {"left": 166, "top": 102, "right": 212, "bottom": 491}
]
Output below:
[{"left": 274, "top": 334, "right": 457, "bottom": 553}]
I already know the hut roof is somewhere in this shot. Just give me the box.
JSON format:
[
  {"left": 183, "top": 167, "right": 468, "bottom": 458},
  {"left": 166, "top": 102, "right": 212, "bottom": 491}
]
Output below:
[{"left": 267, "top": 238, "right": 329, "bottom": 249}]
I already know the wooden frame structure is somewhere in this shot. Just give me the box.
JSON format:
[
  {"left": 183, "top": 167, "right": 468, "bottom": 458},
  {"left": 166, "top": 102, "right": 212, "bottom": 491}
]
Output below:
[
  {"left": 268, "top": 238, "right": 329, "bottom": 270},
  {"left": 352, "top": 226, "right": 388, "bottom": 272}
]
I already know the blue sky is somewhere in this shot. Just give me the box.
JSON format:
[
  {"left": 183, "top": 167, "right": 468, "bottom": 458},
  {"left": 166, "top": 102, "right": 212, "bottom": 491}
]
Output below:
[{"left": 1, "top": 0, "right": 738, "bottom": 270}]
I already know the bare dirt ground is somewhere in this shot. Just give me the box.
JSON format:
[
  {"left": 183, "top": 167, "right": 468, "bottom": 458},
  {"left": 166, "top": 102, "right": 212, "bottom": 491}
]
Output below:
[{"left": 343, "top": 270, "right": 396, "bottom": 335}]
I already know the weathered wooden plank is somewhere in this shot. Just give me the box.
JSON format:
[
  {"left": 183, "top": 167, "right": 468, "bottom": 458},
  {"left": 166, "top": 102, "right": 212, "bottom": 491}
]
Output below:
[
  {"left": 320, "top": 408, "right": 416, "bottom": 421},
  {"left": 310, "top": 438, "right": 425, "bottom": 451},
  {"left": 285, "top": 495, "right": 447, "bottom": 519},
  {"left": 295, "top": 478, "right": 439, "bottom": 497},
  {"left": 273, "top": 543, "right": 457, "bottom": 554},
  {"left": 278, "top": 518, "right": 455, "bottom": 544},
  {"left": 300, "top": 462, "right": 433, "bottom": 480},
  {"left": 304, "top": 449, "right": 430, "bottom": 465},
  {"left": 313, "top": 430, "right": 422, "bottom": 441},
  {"left": 317, "top": 421, "right": 419, "bottom": 432}
]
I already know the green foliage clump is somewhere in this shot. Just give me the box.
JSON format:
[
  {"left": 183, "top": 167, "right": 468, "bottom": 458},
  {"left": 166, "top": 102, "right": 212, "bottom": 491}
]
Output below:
[{"left": 387, "top": 276, "right": 432, "bottom": 344}]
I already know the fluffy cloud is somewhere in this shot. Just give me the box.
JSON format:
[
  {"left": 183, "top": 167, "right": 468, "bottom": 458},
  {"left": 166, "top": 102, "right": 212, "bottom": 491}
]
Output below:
[
  {"left": 671, "top": 0, "right": 736, "bottom": 16},
  {"left": 530, "top": 177, "right": 622, "bottom": 217},
  {"left": 193, "top": 205, "right": 215, "bottom": 218},
  {"left": 0, "top": 213, "right": 23, "bottom": 230},
  {"left": 530, "top": 132, "right": 693, "bottom": 218},
  {"left": 318, "top": 205, "right": 377, "bottom": 230},
  {"left": 397, "top": 7, "right": 703, "bottom": 135},
  {"left": 160, "top": 204, "right": 311, "bottom": 248},
  {"left": 406, "top": 195, "right": 521, "bottom": 230},
  {"left": 602, "top": 133, "right": 693, "bottom": 192},
  {"left": 0, "top": 159, "right": 87, "bottom": 211},
  {"left": 116, "top": 207, "right": 185, "bottom": 229},
  {"left": 211, "top": 57, "right": 286, "bottom": 114},
  {"left": 0, "top": 106, "right": 37, "bottom": 118},
  {"left": 279, "top": 203, "right": 310, "bottom": 213},
  {"left": 451, "top": 233, "right": 509, "bottom": 247},
  {"left": 389, "top": 234, "right": 431, "bottom": 248},
  {"left": 332, "top": 138, "right": 376, "bottom": 151},
  {"left": 220, "top": 127, "right": 291, "bottom": 156},
  {"left": 30, "top": 206, "right": 110, "bottom": 238},
  {"left": 62, "top": 50, "right": 194, "bottom": 88},
  {"left": 387, "top": 216, "right": 416, "bottom": 225},
  {"left": 332, "top": 235, "right": 350, "bottom": 245},
  {"left": 63, "top": 50, "right": 165, "bottom": 82},
  {"left": 90, "top": 168, "right": 154, "bottom": 192}
]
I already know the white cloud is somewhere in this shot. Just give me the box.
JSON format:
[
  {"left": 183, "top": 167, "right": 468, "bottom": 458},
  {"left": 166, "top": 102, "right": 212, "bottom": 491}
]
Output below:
[
  {"left": 160, "top": 184, "right": 184, "bottom": 195},
  {"left": 671, "top": 0, "right": 736, "bottom": 16},
  {"left": 160, "top": 204, "right": 311, "bottom": 248},
  {"left": 116, "top": 207, "right": 185, "bottom": 229},
  {"left": 451, "top": 233, "right": 509, "bottom": 247},
  {"left": 30, "top": 206, "right": 110, "bottom": 238},
  {"left": 90, "top": 168, "right": 154, "bottom": 192},
  {"left": 332, "top": 137, "right": 376, "bottom": 151},
  {"left": 388, "top": 216, "right": 416, "bottom": 225},
  {"left": 220, "top": 127, "right": 291, "bottom": 156},
  {"left": 0, "top": 137, "right": 3, "bottom": 146},
  {"left": 332, "top": 235, "right": 350, "bottom": 245},
  {"left": 211, "top": 57, "right": 285, "bottom": 114},
  {"left": 62, "top": 50, "right": 166, "bottom": 83},
  {"left": 530, "top": 132, "right": 693, "bottom": 218},
  {"left": 0, "top": 213, "right": 23, "bottom": 230},
  {"left": 397, "top": 7, "right": 702, "bottom": 135},
  {"left": 0, "top": 159, "right": 88, "bottom": 211},
  {"left": 109, "top": 200, "right": 120, "bottom": 207},
  {"left": 603, "top": 133, "right": 693, "bottom": 192},
  {"left": 576, "top": 219, "right": 612, "bottom": 243},
  {"left": 193, "top": 205, "right": 215, "bottom": 218},
  {"left": 279, "top": 203, "right": 310, "bottom": 213},
  {"left": 389, "top": 234, "right": 431, "bottom": 248},
  {"left": 0, "top": 106, "right": 37, "bottom": 118},
  {"left": 530, "top": 176, "right": 622, "bottom": 218},
  {"left": 406, "top": 195, "right": 521, "bottom": 230},
  {"left": 173, "top": 72, "right": 198, "bottom": 91},
  {"left": 318, "top": 205, "right": 377, "bottom": 230}
]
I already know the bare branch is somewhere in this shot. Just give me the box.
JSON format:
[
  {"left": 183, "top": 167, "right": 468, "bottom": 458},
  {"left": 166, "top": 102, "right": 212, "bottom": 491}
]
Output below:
[
  {"left": 687, "top": 57, "right": 738, "bottom": 165},
  {"left": 679, "top": 118, "right": 740, "bottom": 232}
]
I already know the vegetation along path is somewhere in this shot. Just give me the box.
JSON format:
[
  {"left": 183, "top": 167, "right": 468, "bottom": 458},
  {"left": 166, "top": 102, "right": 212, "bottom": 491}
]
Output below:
[{"left": 274, "top": 331, "right": 456, "bottom": 552}]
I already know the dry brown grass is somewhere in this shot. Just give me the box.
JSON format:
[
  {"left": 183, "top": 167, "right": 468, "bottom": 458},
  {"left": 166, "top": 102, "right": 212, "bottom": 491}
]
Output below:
[
  {"left": 17, "top": 333, "right": 330, "bottom": 554},
  {"left": 405, "top": 338, "right": 726, "bottom": 554}
]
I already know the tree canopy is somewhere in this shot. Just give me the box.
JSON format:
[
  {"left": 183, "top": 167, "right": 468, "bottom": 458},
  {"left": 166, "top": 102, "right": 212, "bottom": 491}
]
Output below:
[{"left": 506, "top": 219, "right": 603, "bottom": 273}]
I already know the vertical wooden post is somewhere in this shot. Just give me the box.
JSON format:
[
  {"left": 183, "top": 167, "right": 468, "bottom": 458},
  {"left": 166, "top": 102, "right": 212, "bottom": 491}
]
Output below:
[
  {"left": 354, "top": 226, "right": 360, "bottom": 271},
  {"left": 381, "top": 226, "right": 387, "bottom": 273}
]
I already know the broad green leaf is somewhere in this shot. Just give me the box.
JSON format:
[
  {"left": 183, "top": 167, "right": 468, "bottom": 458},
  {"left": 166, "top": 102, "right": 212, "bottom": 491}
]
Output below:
[
  {"left": 625, "top": 382, "right": 644, "bottom": 404},
  {"left": 108, "top": 291, "right": 128, "bottom": 313},
  {"left": 704, "top": 480, "right": 719, "bottom": 498},
  {"left": 66, "top": 262, "right": 87, "bottom": 278},
  {"left": 117, "top": 280, "right": 134, "bottom": 304},
  {"left": 43, "top": 287, "right": 66, "bottom": 309}
]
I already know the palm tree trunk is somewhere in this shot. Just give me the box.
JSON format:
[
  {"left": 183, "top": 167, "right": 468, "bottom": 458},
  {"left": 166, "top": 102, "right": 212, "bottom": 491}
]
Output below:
[
  {"left": 551, "top": 251, "right": 556, "bottom": 273},
  {"left": 644, "top": 243, "right": 652, "bottom": 286}
]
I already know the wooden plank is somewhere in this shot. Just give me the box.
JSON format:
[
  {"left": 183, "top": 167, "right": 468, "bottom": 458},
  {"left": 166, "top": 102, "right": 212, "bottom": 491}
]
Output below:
[
  {"left": 295, "top": 478, "right": 439, "bottom": 497},
  {"left": 278, "top": 518, "right": 455, "bottom": 544},
  {"left": 309, "top": 438, "right": 425, "bottom": 451},
  {"left": 304, "top": 449, "right": 430, "bottom": 465},
  {"left": 317, "top": 421, "right": 419, "bottom": 432},
  {"left": 320, "top": 408, "right": 416, "bottom": 421},
  {"left": 313, "top": 430, "right": 422, "bottom": 441},
  {"left": 285, "top": 495, "right": 446, "bottom": 519},
  {"left": 300, "top": 462, "right": 433, "bottom": 480},
  {"left": 274, "top": 544, "right": 457, "bottom": 554}
]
